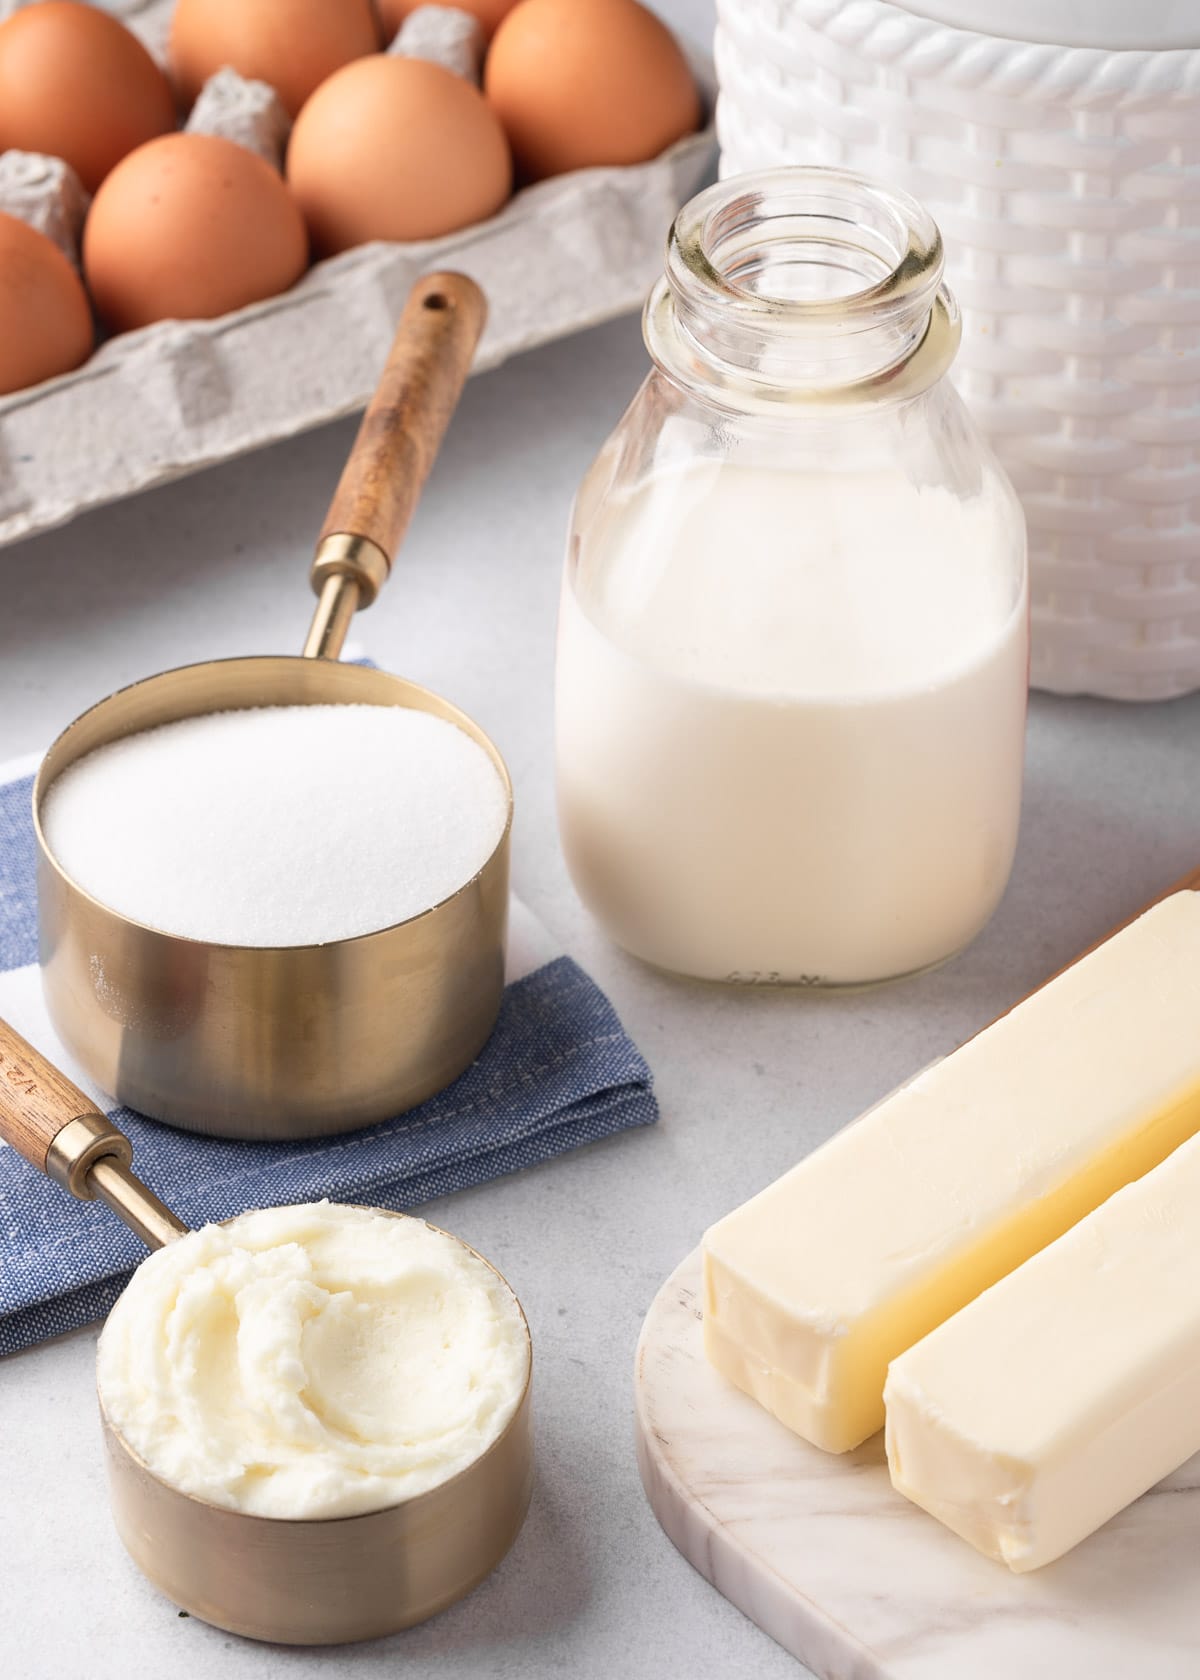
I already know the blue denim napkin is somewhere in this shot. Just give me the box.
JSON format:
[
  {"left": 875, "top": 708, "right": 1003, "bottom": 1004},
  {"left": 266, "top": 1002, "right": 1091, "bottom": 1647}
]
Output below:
[{"left": 0, "top": 751, "right": 656, "bottom": 1354}]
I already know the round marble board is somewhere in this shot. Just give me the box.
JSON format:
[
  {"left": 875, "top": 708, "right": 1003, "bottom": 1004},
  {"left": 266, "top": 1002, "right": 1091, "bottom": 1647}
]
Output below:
[{"left": 635, "top": 1248, "right": 1200, "bottom": 1680}]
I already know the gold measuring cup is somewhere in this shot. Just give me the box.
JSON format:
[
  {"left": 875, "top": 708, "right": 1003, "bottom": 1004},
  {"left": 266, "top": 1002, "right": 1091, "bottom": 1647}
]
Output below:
[
  {"left": 0, "top": 1018, "right": 534, "bottom": 1645},
  {"left": 34, "top": 271, "right": 512, "bottom": 1140}
]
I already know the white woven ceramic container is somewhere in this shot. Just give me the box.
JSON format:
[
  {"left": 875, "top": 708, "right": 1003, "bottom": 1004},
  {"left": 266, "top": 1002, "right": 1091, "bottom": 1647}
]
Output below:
[{"left": 715, "top": 0, "right": 1200, "bottom": 699}]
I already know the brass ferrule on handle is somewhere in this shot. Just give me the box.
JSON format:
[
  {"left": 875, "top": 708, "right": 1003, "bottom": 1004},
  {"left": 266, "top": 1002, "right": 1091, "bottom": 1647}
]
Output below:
[
  {"left": 304, "top": 534, "right": 391, "bottom": 658},
  {"left": 45, "top": 1112, "right": 133, "bottom": 1198},
  {"left": 303, "top": 271, "right": 488, "bottom": 662},
  {"left": 0, "top": 1017, "right": 187, "bottom": 1251}
]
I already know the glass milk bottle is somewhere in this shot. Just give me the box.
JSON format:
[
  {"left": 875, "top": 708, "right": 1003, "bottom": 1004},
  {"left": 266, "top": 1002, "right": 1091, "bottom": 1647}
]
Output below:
[{"left": 555, "top": 167, "right": 1028, "bottom": 986}]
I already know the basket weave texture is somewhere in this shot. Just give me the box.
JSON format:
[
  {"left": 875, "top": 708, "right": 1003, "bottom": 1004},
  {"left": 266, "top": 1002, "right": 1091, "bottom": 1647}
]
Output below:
[{"left": 716, "top": 0, "right": 1200, "bottom": 699}]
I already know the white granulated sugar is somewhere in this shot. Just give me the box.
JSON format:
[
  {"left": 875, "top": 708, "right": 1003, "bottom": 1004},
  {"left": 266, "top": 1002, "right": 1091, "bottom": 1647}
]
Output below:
[{"left": 42, "top": 704, "right": 508, "bottom": 947}]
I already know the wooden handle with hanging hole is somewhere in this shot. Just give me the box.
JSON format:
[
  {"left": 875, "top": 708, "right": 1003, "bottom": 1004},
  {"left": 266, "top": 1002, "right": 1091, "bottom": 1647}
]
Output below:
[{"left": 317, "top": 270, "right": 487, "bottom": 566}]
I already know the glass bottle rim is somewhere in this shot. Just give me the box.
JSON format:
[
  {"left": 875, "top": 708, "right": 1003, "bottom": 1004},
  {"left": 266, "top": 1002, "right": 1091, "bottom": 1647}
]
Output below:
[{"left": 645, "top": 166, "right": 961, "bottom": 410}]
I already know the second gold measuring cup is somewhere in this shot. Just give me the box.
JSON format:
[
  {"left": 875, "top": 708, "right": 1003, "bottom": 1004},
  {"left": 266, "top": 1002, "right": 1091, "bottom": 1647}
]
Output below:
[
  {"left": 33, "top": 272, "right": 512, "bottom": 1140},
  {"left": 0, "top": 1018, "right": 533, "bottom": 1645}
]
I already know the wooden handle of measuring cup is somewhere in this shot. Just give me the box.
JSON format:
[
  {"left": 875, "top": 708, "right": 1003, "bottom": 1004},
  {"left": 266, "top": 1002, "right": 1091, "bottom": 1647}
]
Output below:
[
  {"left": 0, "top": 1015, "right": 185, "bottom": 1245},
  {"left": 305, "top": 272, "right": 487, "bottom": 658},
  {"left": 0, "top": 1016, "right": 129, "bottom": 1188}
]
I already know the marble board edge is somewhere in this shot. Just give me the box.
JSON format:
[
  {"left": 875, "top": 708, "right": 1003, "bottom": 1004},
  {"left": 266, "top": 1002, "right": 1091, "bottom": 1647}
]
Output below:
[{"left": 634, "top": 1249, "right": 886, "bottom": 1680}]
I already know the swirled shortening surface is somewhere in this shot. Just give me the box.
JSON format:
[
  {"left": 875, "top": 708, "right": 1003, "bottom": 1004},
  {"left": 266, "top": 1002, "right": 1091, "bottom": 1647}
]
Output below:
[{"left": 97, "top": 1202, "right": 529, "bottom": 1518}]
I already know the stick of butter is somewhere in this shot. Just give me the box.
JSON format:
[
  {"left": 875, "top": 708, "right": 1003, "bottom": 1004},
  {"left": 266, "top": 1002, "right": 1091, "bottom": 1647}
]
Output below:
[
  {"left": 702, "top": 891, "right": 1200, "bottom": 1453},
  {"left": 885, "top": 1127, "right": 1200, "bottom": 1570}
]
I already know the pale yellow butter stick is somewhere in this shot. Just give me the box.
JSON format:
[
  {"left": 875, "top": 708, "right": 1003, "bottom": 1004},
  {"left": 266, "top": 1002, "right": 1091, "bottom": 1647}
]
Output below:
[
  {"left": 702, "top": 891, "right": 1200, "bottom": 1453},
  {"left": 885, "top": 1128, "right": 1200, "bottom": 1571}
]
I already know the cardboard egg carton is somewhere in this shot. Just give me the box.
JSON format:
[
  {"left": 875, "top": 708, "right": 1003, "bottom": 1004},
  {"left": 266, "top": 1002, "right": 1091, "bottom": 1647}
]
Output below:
[{"left": 0, "top": 0, "right": 714, "bottom": 548}]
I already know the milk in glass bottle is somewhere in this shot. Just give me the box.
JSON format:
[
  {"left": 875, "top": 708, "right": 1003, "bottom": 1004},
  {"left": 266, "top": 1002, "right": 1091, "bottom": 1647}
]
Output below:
[{"left": 555, "top": 168, "right": 1028, "bottom": 985}]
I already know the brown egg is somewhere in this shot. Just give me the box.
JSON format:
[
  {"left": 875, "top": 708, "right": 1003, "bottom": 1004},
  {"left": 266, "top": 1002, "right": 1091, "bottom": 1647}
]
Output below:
[
  {"left": 287, "top": 57, "right": 511, "bottom": 255},
  {"left": 170, "top": 0, "right": 381, "bottom": 119},
  {"left": 83, "top": 134, "right": 308, "bottom": 334},
  {"left": 0, "top": 2, "right": 176, "bottom": 194},
  {"left": 485, "top": 0, "right": 701, "bottom": 181},
  {"left": 378, "top": 0, "right": 518, "bottom": 39},
  {"left": 0, "top": 212, "right": 93, "bottom": 396}
]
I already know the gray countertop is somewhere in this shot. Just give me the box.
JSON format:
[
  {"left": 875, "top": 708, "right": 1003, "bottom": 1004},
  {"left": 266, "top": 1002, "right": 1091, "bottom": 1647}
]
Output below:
[{"left": 3, "top": 93, "right": 1200, "bottom": 1679}]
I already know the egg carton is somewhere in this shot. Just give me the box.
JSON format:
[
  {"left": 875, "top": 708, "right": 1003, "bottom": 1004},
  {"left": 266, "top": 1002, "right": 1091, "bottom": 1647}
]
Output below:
[{"left": 0, "top": 0, "right": 715, "bottom": 548}]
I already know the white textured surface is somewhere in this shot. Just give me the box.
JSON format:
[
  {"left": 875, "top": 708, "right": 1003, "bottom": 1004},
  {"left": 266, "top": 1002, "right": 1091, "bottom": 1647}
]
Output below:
[
  {"left": 3, "top": 4, "right": 1200, "bottom": 1658},
  {"left": 715, "top": 0, "right": 1200, "bottom": 700},
  {"left": 0, "top": 0, "right": 713, "bottom": 550},
  {"left": 636, "top": 1249, "right": 1200, "bottom": 1679}
]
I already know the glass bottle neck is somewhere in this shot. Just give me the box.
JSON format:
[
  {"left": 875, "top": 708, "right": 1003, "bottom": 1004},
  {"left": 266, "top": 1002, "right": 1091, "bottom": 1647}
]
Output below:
[{"left": 644, "top": 167, "right": 960, "bottom": 411}]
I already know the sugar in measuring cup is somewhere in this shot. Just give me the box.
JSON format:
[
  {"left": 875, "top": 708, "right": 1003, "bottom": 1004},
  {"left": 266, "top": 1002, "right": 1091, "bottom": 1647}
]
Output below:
[
  {"left": 31, "top": 271, "right": 513, "bottom": 1140},
  {"left": 0, "top": 1016, "right": 534, "bottom": 1644}
]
